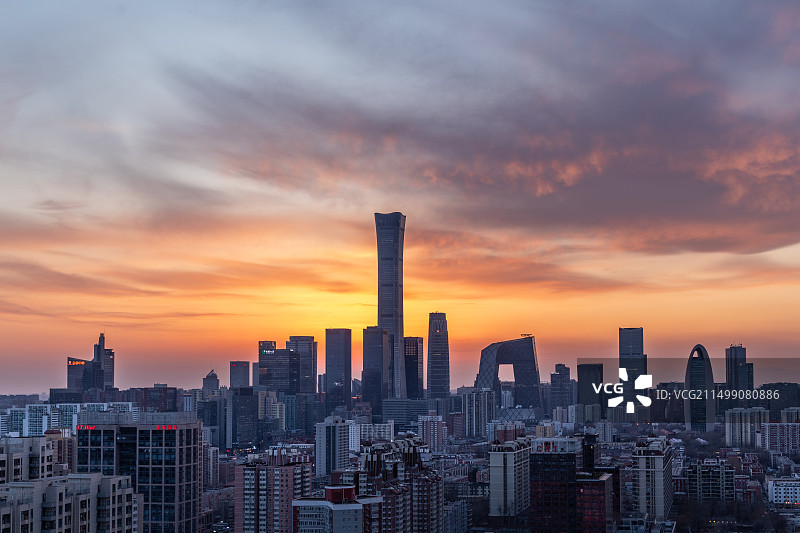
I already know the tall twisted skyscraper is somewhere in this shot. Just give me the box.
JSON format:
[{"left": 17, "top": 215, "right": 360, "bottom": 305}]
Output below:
[
  {"left": 427, "top": 312, "right": 450, "bottom": 399},
  {"left": 375, "top": 212, "right": 407, "bottom": 398}
]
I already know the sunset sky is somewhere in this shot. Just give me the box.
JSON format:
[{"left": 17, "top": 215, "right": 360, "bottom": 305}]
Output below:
[{"left": 3, "top": 1, "right": 800, "bottom": 394}]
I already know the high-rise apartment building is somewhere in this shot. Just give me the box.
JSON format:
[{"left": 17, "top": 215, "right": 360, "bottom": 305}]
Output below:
[
  {"left": 404, "top": 337, "right": 424, "bottom": 400},
  {"left": 0, "top": 437, "right": 54, "bottom": 483},
  {"left": 631, "top": 437, "right": 673, "bottom": 521},
  {"left": 75, "top": 411, "right": 202, "bottom": 533},
  {"left": 489, "top": 438, "right": 530, "bottom": 518},
  {"left": 230, "top": 361, "right": 250, "bottom": 389},
  {"left": 375, "top": 212, "right": 407, "bottom": 399},
  {"left": 418, "top": 415, "right": 448, "bottom": 453},
  {"left": 325, "top": 329, "right": 352, "bottom": 412},
  {"left": 0, "top": 473, "right": 140, "bottom": 533},
  {"left": 362, "top": 327, "right": 390, "bottom": 418},
  {"left": 235, "top": 447, "right": 313, "bottom": 533},
  {"left": 426, "top": 313, "right": 450, "bottom": 400},
  {"left": 292, "top": 485, "right": 382, "bottom": 533},
  {"left": 315, "top": 417, "right": 351, "bottom": 477},
  {"left": 461, "top": 389, "right": 496, "bottom": 438},
  {"left": 725, "top": 407, "right": 768, "bottom": 447},
  {"left": 687, "top": 459, "right": 735, "bottom": 503},
  {"left": 286, "top": 336, "right": 318, "bottom": 394}
]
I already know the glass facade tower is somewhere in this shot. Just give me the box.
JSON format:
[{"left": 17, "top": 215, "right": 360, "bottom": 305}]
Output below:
[
  {"left": 375, "top": 212, "right": 407, "bottom": 399},
  {"left": 427, "top": 312, "right": 450, "bottom": 400}
]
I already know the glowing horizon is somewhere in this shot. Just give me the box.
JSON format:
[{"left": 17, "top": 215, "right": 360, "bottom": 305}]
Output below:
[{"left": 3, "top": 1, "right": 800, "bottom": 394}]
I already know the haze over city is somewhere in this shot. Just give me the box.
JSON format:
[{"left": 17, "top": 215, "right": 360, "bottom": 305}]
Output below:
[{"left": 3, "top": 1, "right": 800, "bottom": 393}]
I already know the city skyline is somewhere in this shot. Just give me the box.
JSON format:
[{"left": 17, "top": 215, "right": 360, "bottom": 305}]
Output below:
[{"left": 4, "top": 2, "right": 800, "bottom": 393}]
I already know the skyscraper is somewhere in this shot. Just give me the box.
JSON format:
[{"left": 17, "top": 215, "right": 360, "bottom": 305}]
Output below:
[
  {"left": 577, "top": 364, "right": 604, "bottom": 407},
  {"left": 315, "top": 416, "right": 350, "bottom": 477},
  {"left": 474, "top": 337, "right": 542, "bottom": 410},
  {"left": 685, "top": 344, "right": 715, "bottom": 432},
  {"left": 725, "top": 344, "right": 753, "bottom": 408},
  {"left": 76, "top": 411, "right": 202, "bottom": 533},
  {"left": 550, "top": 363, "right": 571, "bottom": 410},
  {"left": 229, "top": 360, "right": 249, "bottom": 389},
  {"left": 202, "top": 369, "right": 219, "bottom": 400},
  {"left": 375, "top": 212, "right": 406, "bottom": 399},
  {"left": 362, "top": 326, "right": 390, "bottom": 417},
  {"left": 619, "top": 327, "right": 646, "bottom": 407},
  {"left": 258, "top": 345, "right": 301, "bottom": 394},
  {"left": 94, "top": 333, "right": 114, "bottom": 389},
  {"left": 631, "top": 437, "right": 673, "bottom": 520},
  {"left": 426, "top": 312, "right": 450, "bottom": 400},
  {"left": 325, "top": 329, "right": 352, "bottom": 411},
  {"left": 404, "top": 336, "right": 424, "bottom": 399},
  {"left": 287, "top": 335, "right": 318, "bottom": 394}
]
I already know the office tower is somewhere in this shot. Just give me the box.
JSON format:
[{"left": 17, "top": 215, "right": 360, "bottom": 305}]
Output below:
[
  {"left": 576, "top": 472, "right": 614, "bottom": 533},
  {"left": 202, "top": 370, "right": 220, "bottom": 400},
  {"left": 418, "top": 415, "right": 448, "bottom": 452},
  {"left": 286, "top": 336, "right": 318, "bottom": 394},
  {"left": 315, "top": 417, "right": 351, "bottom": 477},
  {"left": 0, "top": 473, "right": 139, "bottom": 533},
  {"left": 75, "top": 411, "right": 202, "bottom": 533},
  {"left": 474, "top": 337, "right": 542, "bottom": 410},
  {"left": 94, "top": 333, "right": 115, "bottom": 390},
  {"left": 576, "top": 363, "right": 603, "bottom": 406},
  {"left": 489, "top": 438, "right": 531, "bottom": 518},
  {"left": 230, "top": 387, "right": 258, "bottom": 449},
  {"left": 684, "top": 344, "right": 715, "bottom": 432},
  {"left": 725, "top": 344, "right": 754, "bottom": 409},
  {"left": 404, "top": 336, "right": 424, "bottom": 400},
  {"left": 67, "top": 357, "right": 90, "bottom": 390},
  {"left": 257, "top": 340, "right": 276, "bottom": 387},
  {"left": 66, "top": 357, "right": 104, "bottom": 393},
  {"left": 631, "top": 437, "right": 673, "bottom": 521},
  {"left": 235, "top": 447, "right": 313, "bottom": 533},
  {"left": 258, "top": 347, "right": 300, "bottom": 394},
  {"left": 550, "top": 364, "right": 571, "bottom": 409},
  {"left": 619, "top": 327, "right": 647, "bottom": 407},
  {"left": 229, "top": 360, "right": 250, "bottom": 389},
  {"left": 461, "top": 389, "right": 496, "bottom": 437},
  {"left": 426, "top": 312, "right": 450, "bottom": 400},
  {"left": 529, "top": 437, "right": 583, "bottom": 532},
  {"left": 686, "top": 459, "right": 735, "bottom": 503},
  {"left": 325, "top": 329, "right": 352, "bottom": 412},
  {"left": 362, "top": 326, "right": 390, "bottom": 418},
  {"left": 725, "top": 407, "right": 769, "bottom": 447},
  {"left": 375, "top": 212, "right": 407, "bottom": 399}
]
